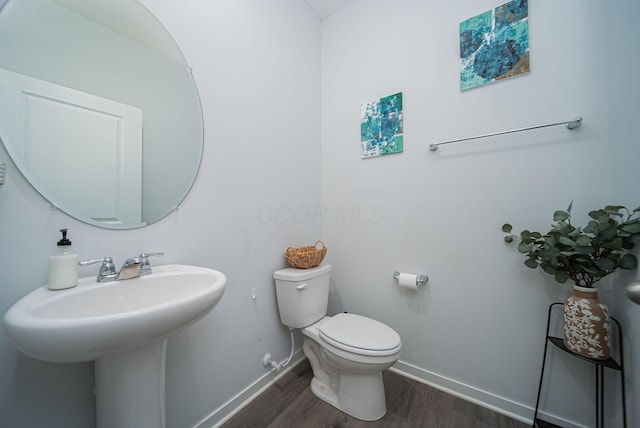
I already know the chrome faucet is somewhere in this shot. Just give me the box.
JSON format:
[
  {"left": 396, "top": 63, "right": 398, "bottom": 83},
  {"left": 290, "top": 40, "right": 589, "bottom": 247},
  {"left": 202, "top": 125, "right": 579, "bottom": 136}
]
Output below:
[
  {"left": 117, "top": 252, "right": 164, "bottom": 280},
  {"left": 79, "top": 252, "right": 164, "bottom": 282},
  {"left": 116, "top": 257, "right": 143, "bottom": 280}
]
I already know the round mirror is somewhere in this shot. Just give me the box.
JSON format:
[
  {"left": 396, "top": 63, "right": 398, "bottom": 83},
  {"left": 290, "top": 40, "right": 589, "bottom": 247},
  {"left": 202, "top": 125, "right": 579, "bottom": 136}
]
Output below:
[{"left": 0, "top": 0, "right": 203, "bottom": 229}]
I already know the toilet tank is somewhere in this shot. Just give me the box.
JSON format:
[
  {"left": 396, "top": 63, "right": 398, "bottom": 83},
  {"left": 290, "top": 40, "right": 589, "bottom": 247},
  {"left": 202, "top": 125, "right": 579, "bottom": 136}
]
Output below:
[{"left": 273, "top": 263, "right": 331, "bottom": 328}]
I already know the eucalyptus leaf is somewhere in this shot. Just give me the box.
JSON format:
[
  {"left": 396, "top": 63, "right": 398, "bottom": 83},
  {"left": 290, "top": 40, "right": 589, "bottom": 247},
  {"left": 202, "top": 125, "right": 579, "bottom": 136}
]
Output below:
[
  {"left": 539, "top": 247, "right": 560, "bottom": 258},
  {"left": 595, "top": 257, "right": 616, "bottom": 271},
  {"left": 557, "top": 236, "right": 575, "bottom": 246},
  {"left": 582, "top": 265, "right": 602, "bottom": 276},
  {"left": 575, "top": 245, "right": 594, "bottom": 255},
  {"left": 557, "top": 222, "right": 574, "bottom": 235},
  {"left": 567, "top": 201, "right": 573, "bottom": 212},
  {"left": 524, "top": 259, "right": 538, "bottom": 269},
  {"left": 622, "top": 222, "right": 640, "bottom": 234},
  {"left": 607, "top": 238, "right": 624, "bottom": 251},
  {"left": 501, "top": 223, "right": 513, "bottom": 233},
  {"left": 599, "top": 227, "right": 617, "bottom": 241},
  {"left": 518, "top": 242, "right": 534, "bottom": 253},
  {"left": 568, "top": 229, "right": 581, "bottom": 238},
  {"left": 622, "top": 238, "right": 635, "bottom": 250},
  {"left": 576, "top": 235, "right": 592, "bottom": 246},
  {"left": 605, "top": 205, "right": 624, "bottom": 214},
  {"left": 554, "top": 210, "right": 570, "bottom": 221},
  {"left": 559, "top": 251, "right": 578, "bottom": 257},
  {"left": 620, "top": 253, "right": 638, "bottom": 269},
  {"left": 584, "top": 223, "right": 597, "bottom": 234},
  {"left": 541, "top": 263, "right": 556, "bottom": 274},
  {"left": 554, "top": 271, "right": 569, "bottom": 283}
]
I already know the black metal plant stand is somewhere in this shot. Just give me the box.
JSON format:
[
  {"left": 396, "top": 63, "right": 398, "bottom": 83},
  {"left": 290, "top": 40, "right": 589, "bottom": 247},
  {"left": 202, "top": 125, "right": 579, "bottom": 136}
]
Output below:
[{"left": 533, "top": 303, "right": 627, "bottom": 428}]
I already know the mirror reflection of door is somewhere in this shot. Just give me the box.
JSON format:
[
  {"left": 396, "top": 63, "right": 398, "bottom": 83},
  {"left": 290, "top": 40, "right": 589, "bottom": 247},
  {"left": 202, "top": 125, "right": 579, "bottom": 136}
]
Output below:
[
  {"left": 0, "top": 0, "right": 203, "bottom": 229},
  {"left": 0, "top": 68, "right": 144, "bottom": 226}
]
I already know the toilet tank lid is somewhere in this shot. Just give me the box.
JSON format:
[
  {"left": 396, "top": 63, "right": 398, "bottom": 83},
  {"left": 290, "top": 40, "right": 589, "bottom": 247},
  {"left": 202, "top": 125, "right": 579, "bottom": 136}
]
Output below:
[{"left": 273, "top": 263, "right": 331, "bottom": 281}]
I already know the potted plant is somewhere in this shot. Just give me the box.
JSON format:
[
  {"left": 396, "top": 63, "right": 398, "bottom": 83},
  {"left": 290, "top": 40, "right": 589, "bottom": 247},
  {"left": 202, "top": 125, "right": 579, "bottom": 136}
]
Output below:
[{"left": 502, "top": 202, "right": 640, "bottom": 360}]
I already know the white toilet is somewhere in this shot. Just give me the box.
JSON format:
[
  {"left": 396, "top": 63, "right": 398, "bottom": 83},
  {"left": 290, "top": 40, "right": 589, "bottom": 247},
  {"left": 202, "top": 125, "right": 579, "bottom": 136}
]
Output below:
[{"left": 273, "top": 263, "right": 401, "bottom": 421}]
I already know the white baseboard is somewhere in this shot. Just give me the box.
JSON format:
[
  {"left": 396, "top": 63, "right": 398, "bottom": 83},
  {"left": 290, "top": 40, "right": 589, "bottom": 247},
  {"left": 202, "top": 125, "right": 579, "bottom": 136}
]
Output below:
[
  {"left": 194, "top": 351, "right": 306, "bottom": 428},
  {"left": 390, "top": 360, "right": 586, "bottom": 428}
]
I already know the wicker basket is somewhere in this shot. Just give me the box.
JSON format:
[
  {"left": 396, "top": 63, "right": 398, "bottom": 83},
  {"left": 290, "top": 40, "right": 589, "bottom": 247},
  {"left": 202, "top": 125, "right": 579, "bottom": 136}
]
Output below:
[{"left": 285, "top": 240, "right": 327, "bottom": 269}]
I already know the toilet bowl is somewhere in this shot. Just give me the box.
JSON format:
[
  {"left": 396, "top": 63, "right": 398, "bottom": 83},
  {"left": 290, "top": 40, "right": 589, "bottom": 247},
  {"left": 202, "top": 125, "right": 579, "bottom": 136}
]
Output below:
[
  {"left": 273, "top": 264, "right": 402, "bottom": 421},
  {"left": 302, "top": 314, "right": 401, "bottom": 420}
]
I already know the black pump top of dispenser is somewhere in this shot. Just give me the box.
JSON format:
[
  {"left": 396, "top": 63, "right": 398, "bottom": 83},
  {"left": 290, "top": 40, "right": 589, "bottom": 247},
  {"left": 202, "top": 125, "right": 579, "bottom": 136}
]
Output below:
[{"left": 57, "top": 228, "right": 72, "bottom": 246}]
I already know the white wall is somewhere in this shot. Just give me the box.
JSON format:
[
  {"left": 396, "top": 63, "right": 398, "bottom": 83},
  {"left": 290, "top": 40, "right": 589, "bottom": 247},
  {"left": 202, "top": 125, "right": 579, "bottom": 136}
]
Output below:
[
  {"left": 321, "top": 0, "right": 637, "bottom": 427},
  {"left": 1, "top": 1, "right": 638, "bottom": 427},
  {"left": 0, "top": 0, "right": 321, "bottom": 427}
]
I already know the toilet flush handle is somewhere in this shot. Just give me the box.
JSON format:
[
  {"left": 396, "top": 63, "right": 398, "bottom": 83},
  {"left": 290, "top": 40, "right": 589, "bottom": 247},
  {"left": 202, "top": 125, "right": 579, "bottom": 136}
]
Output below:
[{"left": 296, "top": 283, "right": 307, "bottom": 290}]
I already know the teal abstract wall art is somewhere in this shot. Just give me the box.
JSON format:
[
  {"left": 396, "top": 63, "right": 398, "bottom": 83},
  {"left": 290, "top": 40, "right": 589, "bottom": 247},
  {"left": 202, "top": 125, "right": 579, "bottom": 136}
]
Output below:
[
  {"left": 460, "top": 0, "right": 529, "bottom": 91},
  {"left": 360, "top": 92, "right": 403, "bottom": 159}
]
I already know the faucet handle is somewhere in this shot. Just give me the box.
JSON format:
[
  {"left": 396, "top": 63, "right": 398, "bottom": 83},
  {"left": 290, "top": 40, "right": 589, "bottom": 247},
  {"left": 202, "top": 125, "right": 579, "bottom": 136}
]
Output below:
[
  {"left": 139, "top": 252, "right": 164, "bottom": 275},
  {"left": 140, "top": 252, "right": 164, "bottom": 259},
  {"left": 79, "top": 257, "right": 116, "bottom": 282}
]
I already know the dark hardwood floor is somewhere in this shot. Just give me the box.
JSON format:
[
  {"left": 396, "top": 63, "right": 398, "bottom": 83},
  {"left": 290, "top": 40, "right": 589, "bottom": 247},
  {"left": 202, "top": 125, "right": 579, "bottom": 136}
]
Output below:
[{"left": 222, "top": 360, "right": 530, "bottom": 427}]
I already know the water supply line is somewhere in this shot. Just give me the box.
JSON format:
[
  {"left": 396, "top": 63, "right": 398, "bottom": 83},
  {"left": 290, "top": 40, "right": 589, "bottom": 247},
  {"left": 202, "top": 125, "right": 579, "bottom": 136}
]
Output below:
[{"left": 263, "top": 327, "right": 295, "bottom": 371}]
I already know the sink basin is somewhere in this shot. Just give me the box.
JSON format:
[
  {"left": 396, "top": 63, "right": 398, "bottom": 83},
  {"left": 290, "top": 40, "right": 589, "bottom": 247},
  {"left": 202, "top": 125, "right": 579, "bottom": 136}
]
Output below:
[
  {"left": 4, "top": 264, "right": 226, "bottom": 428},
  {"left": 4, "top": 264, "right": 226, "bottom": 363}
]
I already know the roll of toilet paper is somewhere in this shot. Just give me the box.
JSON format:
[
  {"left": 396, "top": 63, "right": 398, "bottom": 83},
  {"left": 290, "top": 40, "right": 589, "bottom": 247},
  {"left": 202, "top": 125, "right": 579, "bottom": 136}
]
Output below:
[{"left": 398, "top": 273, "right": 418, "bottom": 290}]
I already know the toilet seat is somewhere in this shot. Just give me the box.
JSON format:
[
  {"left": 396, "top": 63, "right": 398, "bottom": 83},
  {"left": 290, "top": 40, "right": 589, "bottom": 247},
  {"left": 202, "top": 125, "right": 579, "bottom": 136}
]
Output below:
[{"left": 318, "top": 313, "right": 401, "bottom": 357}]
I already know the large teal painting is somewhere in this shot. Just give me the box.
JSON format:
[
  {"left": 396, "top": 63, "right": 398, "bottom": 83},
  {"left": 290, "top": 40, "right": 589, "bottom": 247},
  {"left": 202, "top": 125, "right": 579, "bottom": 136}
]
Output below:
[
  {"left": 460, "top": 0, "right": 529, "bottom": 91},
  {"left": 361, "top": 92, "right": 403, "bottom": 159}
]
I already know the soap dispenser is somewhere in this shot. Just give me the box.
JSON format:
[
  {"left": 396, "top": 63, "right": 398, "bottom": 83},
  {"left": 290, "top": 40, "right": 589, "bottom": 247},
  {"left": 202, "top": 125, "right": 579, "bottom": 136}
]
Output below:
[{"left": 48, "top": 228, "right": 79, "bottom": 290}]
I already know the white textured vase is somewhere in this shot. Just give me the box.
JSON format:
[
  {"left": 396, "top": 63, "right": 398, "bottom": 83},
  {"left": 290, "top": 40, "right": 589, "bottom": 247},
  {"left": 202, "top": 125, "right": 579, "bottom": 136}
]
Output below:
[{"left": 563, "top": 285, "right": 610, "bottom": 360}]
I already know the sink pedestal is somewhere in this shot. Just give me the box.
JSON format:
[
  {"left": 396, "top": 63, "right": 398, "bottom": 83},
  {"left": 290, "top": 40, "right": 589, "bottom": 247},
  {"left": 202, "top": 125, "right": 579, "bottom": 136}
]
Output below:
[
  {"left": 95, "top": 339, "right": 168, "bottom": 428},
  {"left": 4, "top": 265, "right": 227, "bottom": 427}
]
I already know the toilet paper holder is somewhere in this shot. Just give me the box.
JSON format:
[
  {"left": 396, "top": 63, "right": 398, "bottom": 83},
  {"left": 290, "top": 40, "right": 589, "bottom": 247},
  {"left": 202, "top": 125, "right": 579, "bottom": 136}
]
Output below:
[{"left": 393, "top": 271, "right": 428, "bottom": 286}]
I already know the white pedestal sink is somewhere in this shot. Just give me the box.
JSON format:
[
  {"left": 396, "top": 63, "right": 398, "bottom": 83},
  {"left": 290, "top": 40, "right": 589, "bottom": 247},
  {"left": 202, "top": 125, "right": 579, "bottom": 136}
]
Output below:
[{"left": 3, "top": 264, "right": 227, "bottom": 428}]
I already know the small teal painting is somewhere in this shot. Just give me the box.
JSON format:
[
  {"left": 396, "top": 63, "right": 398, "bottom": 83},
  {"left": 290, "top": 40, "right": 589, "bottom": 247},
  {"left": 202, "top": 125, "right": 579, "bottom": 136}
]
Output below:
[
  {"left": 460, "top": 0, "right": 529, "bottom": 91},
  {"left": 361, "top": 92, "right": 403, "bottom": 159}
]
